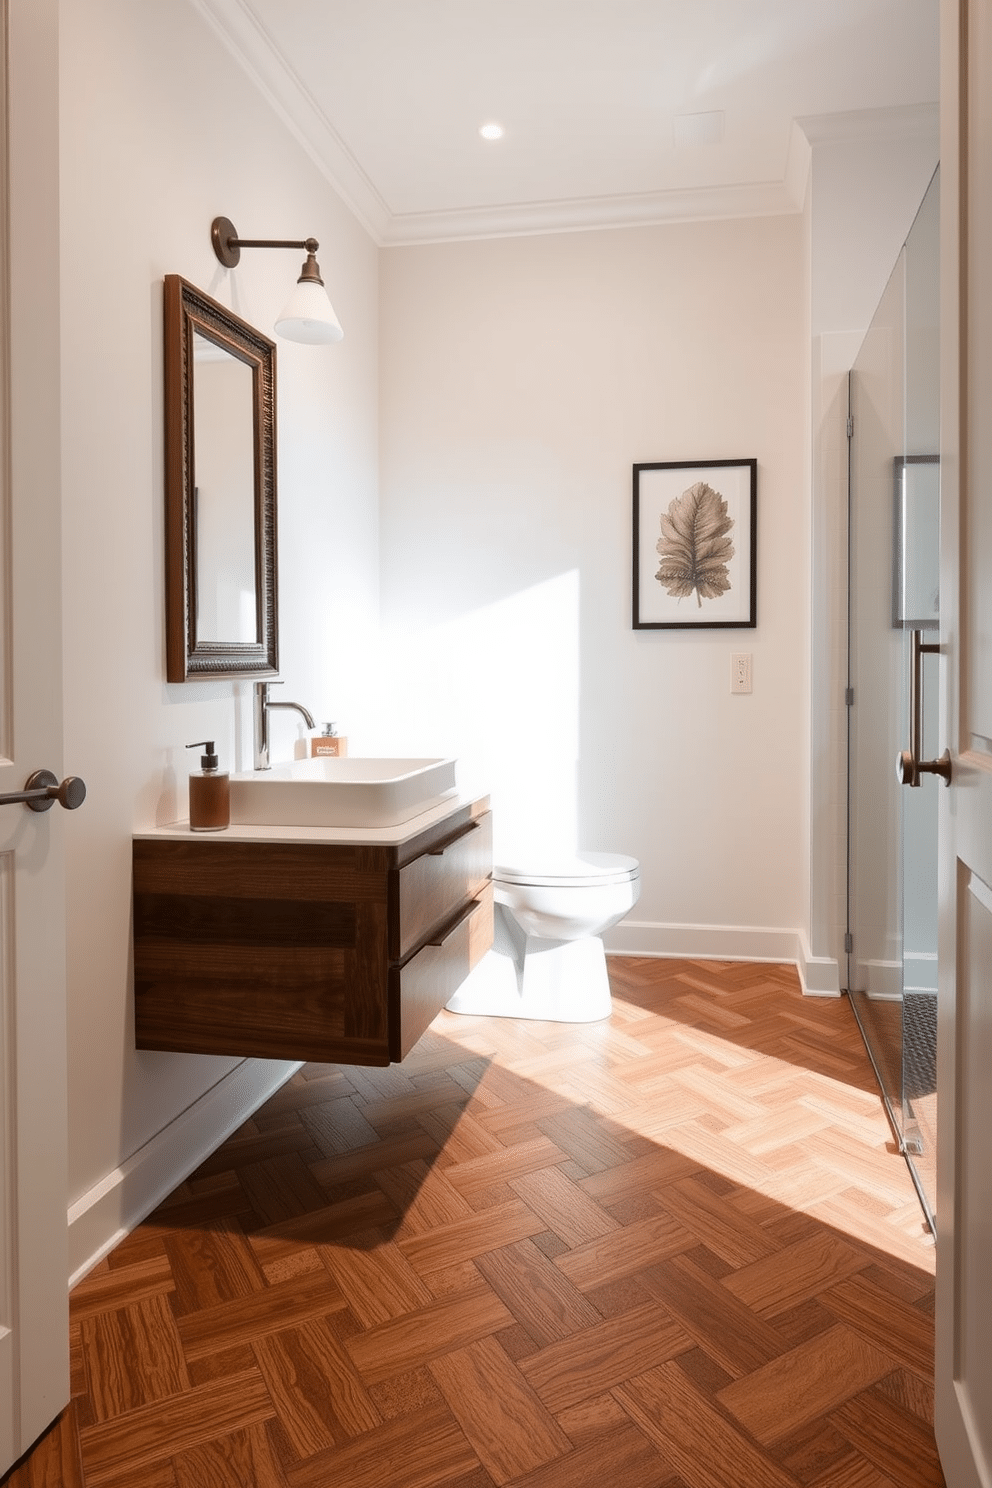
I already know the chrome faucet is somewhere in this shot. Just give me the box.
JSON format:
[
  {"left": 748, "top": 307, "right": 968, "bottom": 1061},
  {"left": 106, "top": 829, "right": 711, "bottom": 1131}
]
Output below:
[{"left": 253, "top": 681, "right": 316, "bottom": 770}]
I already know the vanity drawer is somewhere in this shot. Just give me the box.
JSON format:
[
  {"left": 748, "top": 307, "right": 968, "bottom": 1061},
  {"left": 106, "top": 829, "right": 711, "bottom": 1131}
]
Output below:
[
  {"left": 390, "top": 882, "right": 493, "bottom": 1061},
  {"left": 394, "top": 810, "right": 492, "bottom": 961}
]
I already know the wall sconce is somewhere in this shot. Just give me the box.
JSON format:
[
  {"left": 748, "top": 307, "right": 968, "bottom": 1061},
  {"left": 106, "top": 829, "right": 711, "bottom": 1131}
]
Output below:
[{"left": 210, "top": 215, "right": 344, "bottom": 345}]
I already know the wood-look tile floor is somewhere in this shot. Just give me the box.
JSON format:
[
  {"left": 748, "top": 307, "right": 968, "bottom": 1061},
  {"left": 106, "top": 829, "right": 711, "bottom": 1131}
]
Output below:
[{"left": 7, "top": 959, "right": 944, "bottom": 1488}]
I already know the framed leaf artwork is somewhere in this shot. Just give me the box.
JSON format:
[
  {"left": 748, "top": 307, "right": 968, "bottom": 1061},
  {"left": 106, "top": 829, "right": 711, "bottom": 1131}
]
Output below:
[{"left": 632, "top": 459, "right": 757, "bottom": 629}]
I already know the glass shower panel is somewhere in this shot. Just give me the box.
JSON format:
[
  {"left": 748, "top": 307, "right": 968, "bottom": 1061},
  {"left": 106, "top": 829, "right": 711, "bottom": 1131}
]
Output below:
[
  {"left": 847, "top": 171, "right": 939, "bottom": 1227},
  {"left": 899, "top": 173, "right": 939, "bottom": 1216},
  {"left": 848, "top": 253, "right": 907, "bottom": 1113}
]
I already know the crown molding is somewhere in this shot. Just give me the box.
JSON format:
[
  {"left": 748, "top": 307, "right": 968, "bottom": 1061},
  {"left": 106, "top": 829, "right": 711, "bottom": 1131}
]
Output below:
[
  {"left": 784, "top": 119, "right": 812, "bottom": 214},
  {"left": 797, "top": 101, "right": 939, "bottom": 147},
  {"left": 378, "top": 178, "right": 804, "bottom": 247},
  {"left": 188, "top": 0, "right": 392, "bottom": 242},
  {"left": 189, "top": 0, "right": 934, "bottom": 247}
]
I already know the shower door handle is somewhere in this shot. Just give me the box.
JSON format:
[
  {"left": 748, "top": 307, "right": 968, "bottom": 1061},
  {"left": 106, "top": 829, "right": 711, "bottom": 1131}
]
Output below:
[{"left": 896, "top": 628, "right": 951, "bottom": 787}]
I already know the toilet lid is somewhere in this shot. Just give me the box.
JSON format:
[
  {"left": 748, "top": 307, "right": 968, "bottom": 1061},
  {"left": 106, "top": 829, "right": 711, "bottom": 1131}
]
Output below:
[{"left": 494, "top": 851, "right": 640, "bottom": 888}]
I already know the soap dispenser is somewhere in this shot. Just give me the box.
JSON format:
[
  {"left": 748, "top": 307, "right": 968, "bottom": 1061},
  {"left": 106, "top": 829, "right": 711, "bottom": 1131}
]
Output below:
[
  {"left": 311, "top": 722, "right": 347, "bottom": 758},
  {"left": 186, "top": 740, "right": 230, "bottom": 831}
]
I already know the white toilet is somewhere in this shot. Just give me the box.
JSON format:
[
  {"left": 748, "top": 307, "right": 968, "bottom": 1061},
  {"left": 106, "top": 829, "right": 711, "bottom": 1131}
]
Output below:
[{"left": 446, "top": 851, "right": 640, "bottom": 1022}]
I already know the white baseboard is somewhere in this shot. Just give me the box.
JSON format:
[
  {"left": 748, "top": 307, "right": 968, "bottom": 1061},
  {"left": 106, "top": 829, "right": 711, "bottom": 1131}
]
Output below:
[
  {"left": 67, "top": 1058, "right": 302, "bottom": 1288},
  {"left": 850, "top": 956, "right": 938, "bottom": 999},
  {"left": 853, "top": 958, "right": 903, "bottom": 1001},
  {"left": 604, "top": 920, "right": 841, "bottom": 998},
  {"left": 797, "top": 935, "right": 843, "bottom": 997},
  {"left": 904, "top": 951, "right": 938, "bottom": 996}
]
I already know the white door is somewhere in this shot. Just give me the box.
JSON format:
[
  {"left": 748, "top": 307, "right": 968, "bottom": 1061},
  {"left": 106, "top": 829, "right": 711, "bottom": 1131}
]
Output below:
[
  {"left": 0, "top": 0, "right": 71, "bottom": 1474},
  {"left": 935, "top": 2, "right": 992, "bottom": 1484}
]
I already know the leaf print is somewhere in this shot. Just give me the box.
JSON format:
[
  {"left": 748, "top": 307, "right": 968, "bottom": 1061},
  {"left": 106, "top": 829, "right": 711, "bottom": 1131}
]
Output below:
[{"left": 655, "top": 481, "right": 735, "bottom": 607}]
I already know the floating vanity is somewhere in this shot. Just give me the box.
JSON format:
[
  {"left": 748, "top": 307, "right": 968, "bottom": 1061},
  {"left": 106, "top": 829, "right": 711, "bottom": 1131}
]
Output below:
[{"left": 133, "top": 793, "right": 492, "bottom": 1066}]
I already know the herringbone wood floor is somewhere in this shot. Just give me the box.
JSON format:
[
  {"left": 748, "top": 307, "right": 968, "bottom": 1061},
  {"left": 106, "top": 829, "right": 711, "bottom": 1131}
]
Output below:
[{"left": 7, "top": 959, "right": 943, "bottom": 1487}]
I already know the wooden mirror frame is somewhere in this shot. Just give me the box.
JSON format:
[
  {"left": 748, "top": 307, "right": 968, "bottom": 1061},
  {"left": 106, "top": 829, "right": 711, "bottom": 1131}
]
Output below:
[{"left": 164, "top": 274, "right": 279, "bottom": 681}]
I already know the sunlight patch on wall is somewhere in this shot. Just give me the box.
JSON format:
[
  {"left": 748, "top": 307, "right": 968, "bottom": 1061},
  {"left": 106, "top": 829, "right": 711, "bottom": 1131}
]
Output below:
[{"left": 365, "top": 571, "right": 581, "bottom": 861}]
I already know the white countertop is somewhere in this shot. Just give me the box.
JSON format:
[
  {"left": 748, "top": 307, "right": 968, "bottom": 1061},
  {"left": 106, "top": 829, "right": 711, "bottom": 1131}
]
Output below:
[{"left": 134, "top": 791, "right": 487, "bottom": 848}]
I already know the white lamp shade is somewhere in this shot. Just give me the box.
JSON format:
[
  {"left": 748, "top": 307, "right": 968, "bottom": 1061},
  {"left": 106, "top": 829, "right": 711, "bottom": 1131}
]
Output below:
[{"left": 274, "top": 279, "right": 344, "bottom": 345}]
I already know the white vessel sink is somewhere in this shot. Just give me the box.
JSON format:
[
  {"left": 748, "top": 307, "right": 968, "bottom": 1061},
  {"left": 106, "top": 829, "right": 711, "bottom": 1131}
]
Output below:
[{"left": 228, "top": 757, "right": 458, "bottom": 829}]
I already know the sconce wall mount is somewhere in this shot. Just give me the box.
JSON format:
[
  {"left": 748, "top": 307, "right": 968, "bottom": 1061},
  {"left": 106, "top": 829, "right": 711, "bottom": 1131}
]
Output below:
[{"left": 210, "top": 215, "right": 344, "bottom": 345}]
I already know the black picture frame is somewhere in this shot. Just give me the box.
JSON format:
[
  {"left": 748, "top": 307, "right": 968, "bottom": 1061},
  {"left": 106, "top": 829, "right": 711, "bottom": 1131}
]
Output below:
[{"left": 633, "top": 459, "right": 757, "bottom": 629}]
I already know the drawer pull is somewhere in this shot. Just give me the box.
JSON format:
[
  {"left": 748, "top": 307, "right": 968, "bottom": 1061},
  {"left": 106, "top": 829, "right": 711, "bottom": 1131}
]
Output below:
[
  {"left": 428, "top": 895, "right": 484, "bottom": 947},
  {"left": 428, "top": 821, "right": 481, "bottom": 857},
  {"left": 395, "top": 809, "right": 492, "bottom": 963}
]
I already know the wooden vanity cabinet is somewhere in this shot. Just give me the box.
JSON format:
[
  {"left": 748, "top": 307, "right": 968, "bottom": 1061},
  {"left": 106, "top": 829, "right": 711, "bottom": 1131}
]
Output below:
[{"left": 133, "top": 799, "right": 492, "bottom": 1065}]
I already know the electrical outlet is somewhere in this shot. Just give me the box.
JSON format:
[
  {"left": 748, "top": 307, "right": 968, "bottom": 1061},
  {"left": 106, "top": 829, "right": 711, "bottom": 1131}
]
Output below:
[{"left": 731, "top": 652, "right": 752, "bottom": 694}]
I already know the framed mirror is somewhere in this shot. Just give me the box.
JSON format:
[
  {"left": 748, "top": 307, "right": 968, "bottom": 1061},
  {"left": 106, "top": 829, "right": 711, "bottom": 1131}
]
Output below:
[{"left": 164, "top": 275, "right": 278, "bottom": 680}]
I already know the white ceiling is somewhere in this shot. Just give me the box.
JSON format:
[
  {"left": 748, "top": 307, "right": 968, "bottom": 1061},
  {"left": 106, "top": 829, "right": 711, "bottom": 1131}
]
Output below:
[{"left": 191, "top": 0, "right": 939, "bottom": 244}]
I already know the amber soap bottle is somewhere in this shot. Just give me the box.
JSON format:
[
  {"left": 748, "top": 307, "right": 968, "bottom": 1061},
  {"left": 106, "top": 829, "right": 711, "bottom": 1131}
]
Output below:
[
  {"left": 311, "top": 723, "right": 347, "bottom": 758},
  {"left": 186, "top": 740, "right": 230, "bottom": 831}
]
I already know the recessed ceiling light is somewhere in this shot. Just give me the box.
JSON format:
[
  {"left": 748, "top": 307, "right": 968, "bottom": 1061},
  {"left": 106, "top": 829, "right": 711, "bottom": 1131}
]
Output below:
[{"left": 479, "top": 122, "right": 504, "bottom": 141}]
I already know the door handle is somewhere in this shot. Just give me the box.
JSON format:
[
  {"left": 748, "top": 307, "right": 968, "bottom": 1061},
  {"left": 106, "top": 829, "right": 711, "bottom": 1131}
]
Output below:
[
  {"left": 0, "top": 769, "right": 87, "bottom": 812},
  {"left": 896, "top": 629, "right": 951, "bottom": 787}
]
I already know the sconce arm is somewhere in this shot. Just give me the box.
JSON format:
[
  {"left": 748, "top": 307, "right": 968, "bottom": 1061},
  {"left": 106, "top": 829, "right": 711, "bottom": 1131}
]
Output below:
[{"left": 211, "top": 217, "right": 319, "bottom": 270}]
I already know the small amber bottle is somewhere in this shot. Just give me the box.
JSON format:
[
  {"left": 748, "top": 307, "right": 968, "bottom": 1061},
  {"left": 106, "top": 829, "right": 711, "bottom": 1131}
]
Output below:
[
  {"left": 186, "top": 740, "right": 230, "bottom": 831},
  {"left": 311, "top": 722, "right": 348, "bottom": 758}
]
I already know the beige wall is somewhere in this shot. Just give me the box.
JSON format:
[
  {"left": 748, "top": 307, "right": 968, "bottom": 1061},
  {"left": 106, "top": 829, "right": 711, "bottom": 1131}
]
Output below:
[
  {"left": 58, "top": 0, "right": 380, "bottom": 1276},
  {"left": 377, "top": 220, "right": 810, "bottom": 958}
]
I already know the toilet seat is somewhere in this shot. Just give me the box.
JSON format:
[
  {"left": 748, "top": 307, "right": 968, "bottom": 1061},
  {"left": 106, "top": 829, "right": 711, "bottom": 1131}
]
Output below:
[
  {"left": 447, "top": 849, "right": 641, "bottom": 1023},
  {"left": 494, "top": 851, "right": 639, "bottom": 889}
]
